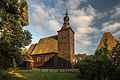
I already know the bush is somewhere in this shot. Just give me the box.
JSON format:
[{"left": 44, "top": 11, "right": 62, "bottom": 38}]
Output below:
[{"left": 77, "top": 41, "right": 120, "bottom": 80}]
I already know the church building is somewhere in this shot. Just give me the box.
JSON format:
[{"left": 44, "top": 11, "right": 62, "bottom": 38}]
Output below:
[{"left": 23, "top": 11, "right": 75, "bottom": 69}]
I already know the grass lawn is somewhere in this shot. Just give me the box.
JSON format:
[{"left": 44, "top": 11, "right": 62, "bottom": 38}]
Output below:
[{"left": 13, "top": 70, "right": 80, "bottom": 80}]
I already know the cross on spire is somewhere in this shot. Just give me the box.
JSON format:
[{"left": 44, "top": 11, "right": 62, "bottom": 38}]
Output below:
[
  {"left": 61, "top": 10, "right": 71, "bottom": 30},
  {"left": 65, "top": 10, "right": 68, "bottom": 16}
]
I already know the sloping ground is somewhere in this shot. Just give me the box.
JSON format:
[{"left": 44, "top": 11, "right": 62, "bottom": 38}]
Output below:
[{"left": 14, "top": 70, "right": 79, "bottom": 80}]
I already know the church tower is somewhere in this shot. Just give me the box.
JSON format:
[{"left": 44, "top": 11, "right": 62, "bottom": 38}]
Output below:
[{"left": 57, "top": 11, "right": 75, "bottom": 64}]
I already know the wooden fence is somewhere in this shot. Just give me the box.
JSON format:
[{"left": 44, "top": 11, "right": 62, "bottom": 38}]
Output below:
[{"left": 19, "top": 69, "right": 79, "bottom": 73}]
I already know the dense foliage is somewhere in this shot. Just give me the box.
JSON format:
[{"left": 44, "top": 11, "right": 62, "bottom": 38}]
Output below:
[
  {"left": 0, "top": 0, "right": 32, "bottom": 70},
  {"left": 77, "top": 40, "right": 120, "bottom": 80}
]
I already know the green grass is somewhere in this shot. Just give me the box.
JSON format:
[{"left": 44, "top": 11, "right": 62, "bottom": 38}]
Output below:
[{"left": 14, "top": 70, "right": 79, "bottom": 80}]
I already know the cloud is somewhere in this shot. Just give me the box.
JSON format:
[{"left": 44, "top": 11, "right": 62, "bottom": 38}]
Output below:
[
  {"left": 84, "top": 4, "right": 97, "bottom": 17},
  {"left": 96, "top": 11, "right": 108, "bottom": 19},
  {"left": 113, "top": 31, "right": 120, "bottom": 39},
  {"left": 67, "top": 0, "right": 81, "bottom": 10},
  {"left": 76, "top": 33, "right": 92, "bottom": 45},
  {"left": 101, "top": 21, "right": 120, "bottom": 33},
  {"left": 30, "top": 4, "right": 49, "bottom": 31},
  {"left": 69, "top": 4, "right": 98, "bottom": 47},
  {"left": 48, "top": 20, "right": 61, "bottom": 33},
  {"left": 101, "top": 21, "right": 120, "bottom": 41},
  {"left": 111, "top": 6, "right": 120, "bottom": 19}
]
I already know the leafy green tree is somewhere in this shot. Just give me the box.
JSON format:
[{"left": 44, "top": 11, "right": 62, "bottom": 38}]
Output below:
[
  {"left": 78, "top": 40, "right": 120, "bottom": 80},
  {"left": 110, "top": 41, "right": 120, "bottom": 80},
  {"left": 94, "top": 43, "right": 111, "bottom": 80},
  {"left": 0, "top": 0, "right": 32, "bottom": 70},
  {"left": 78, "top": 57, "right": 98, "bottom": 80}
]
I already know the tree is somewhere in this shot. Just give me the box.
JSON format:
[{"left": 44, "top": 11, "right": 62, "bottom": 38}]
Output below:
[
  {"left": 94, "top": 43, "right": 111, "bottom": 80},
  {"left": 0, "top": 0, "right": 32, "bottom": 70},
  {"left": 77, "top": 57, "right": 98, "bottom": 80},
  {"left": 77, "top": 40, "right": 120, "bottom": 80},
  {"left": 110, "top": 41, "right": 120, "bottom": 80}
]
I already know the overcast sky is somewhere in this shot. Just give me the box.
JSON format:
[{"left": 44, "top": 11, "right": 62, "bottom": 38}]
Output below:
[{"left": 24, "top": 0, "right": 120, "bottom": 54}]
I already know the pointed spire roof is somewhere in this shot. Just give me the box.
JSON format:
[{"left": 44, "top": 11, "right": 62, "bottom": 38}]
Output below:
[
  {"left": 61, "top": 10, "right": 71, "bottom": 30},
  {"left": 65, "top": 10, "right": 68, "bottom": 16},
  {"left": 96, "top": 32, "right": 117, "bottom": 51}
]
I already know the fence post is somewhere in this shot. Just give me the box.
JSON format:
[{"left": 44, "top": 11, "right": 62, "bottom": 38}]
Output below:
[
  {"left": 48, "top": 69, "right": 49, "bottom": 72},
  {"left": 39, "top": 69, "right": 41, "bottom": 72},
  {"left": 58, "top": 69, "right": 60, "bottom": 72}
]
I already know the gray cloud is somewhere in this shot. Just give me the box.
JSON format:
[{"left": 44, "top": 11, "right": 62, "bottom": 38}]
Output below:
[{"left": 110, "top": 5, "right": 120, "bottom": 19}]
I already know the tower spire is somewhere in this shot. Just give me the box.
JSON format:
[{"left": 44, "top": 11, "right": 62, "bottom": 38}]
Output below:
[
  {"left": 62, "top": 10, "right": 71, "bottom": 30},
  {"left": 65, "top": 10, "right": 68, "bottom": 16}
]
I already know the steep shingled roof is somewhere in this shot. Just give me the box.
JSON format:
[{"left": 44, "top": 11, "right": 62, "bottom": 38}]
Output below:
[
  {"left": 25, "top": 44, "right": 37, "bottom": 55},
  {"left": 96, "top": 32, "right": 117, "bottom": 51},
  {"left": 31, "top": 35, "right": 59, "bottom": 55},
  {"left": 22, "top": 44, "right": 37, "bottom": 62}
]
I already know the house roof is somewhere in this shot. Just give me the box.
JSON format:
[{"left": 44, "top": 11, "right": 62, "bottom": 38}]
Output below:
[
  {"left": 96, "top": 32, "right": 117, "bottom": 51},
  {"left": 31, "top": 35, "right": 59, "bottom": 55},
  {"left": 24, "top": 44, "right": 37, "bottom": 55},
  {"left": 22, "top": 44, "right": 36, "bottom": 62}
]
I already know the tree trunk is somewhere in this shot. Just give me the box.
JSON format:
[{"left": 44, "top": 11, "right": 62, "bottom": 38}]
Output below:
[{"left": 13, "top": 58, "right": 17, "bottom": 69}]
